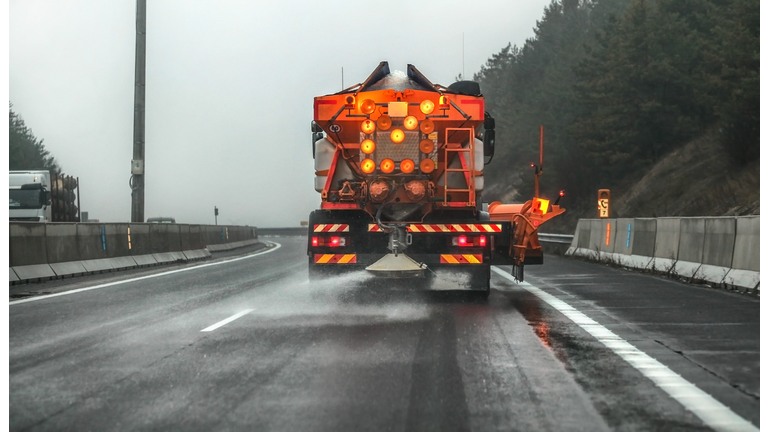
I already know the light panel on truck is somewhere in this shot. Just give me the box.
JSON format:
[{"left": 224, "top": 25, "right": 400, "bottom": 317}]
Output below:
[
  {"left": 400, "top": 159, "right": 415, "bottom": 174},
  {"left": 361, "top": 139, "right": 376, "bottom": 154},
  {"left": 403, "top": 116, "right": 418, "bottom": 131},
  {"left": 359, "top": 99, "right": 376, "bottom": 115},
  {"left": 420, "top": 99, "right": 435, "bottom": 114},
  {"left": 361, "top": 158, "right": 376, "bottom": 174},
  {"left": 390, "top": 129, "right": 405, "bottom": 144},
  {"left": 377, "top": 115, "right": 392, "bottom": 130},
  {"left": 380, "top": 159, "right": 395, "bottom": 174},
  {"left": 360, "top": 119, "right": 376, "bottom": 134}
]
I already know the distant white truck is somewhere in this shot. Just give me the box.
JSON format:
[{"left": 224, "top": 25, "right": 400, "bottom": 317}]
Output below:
[{"left": 9, "top": 170, "right": 52, "bottom": 222}]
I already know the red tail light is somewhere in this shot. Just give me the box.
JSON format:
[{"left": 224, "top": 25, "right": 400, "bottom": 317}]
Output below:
[
  {"left": 312, "top": 236, "right": 347, "bottom": 247},
  {"left": 452, "top": 235, "right": 488, "bottom": 247}
]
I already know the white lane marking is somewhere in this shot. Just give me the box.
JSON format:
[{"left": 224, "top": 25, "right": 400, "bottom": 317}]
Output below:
[
  {"left": 491, "top": 266, "right": 758, "bottom": 432},
  {"left": 201, "top": 309, "right": 254, "bottom": 332},
  {"left": 10, "top": 243, "right": 282, "bottom": 306}
]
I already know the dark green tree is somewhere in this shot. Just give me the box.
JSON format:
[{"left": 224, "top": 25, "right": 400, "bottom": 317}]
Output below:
[{"left": 9, "top": 103, "right": 60, "bottom": 173}]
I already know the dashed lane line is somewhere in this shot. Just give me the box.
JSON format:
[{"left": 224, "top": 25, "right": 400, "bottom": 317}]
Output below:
[
  {"left": 492, "top": 266, "right": 757, "bottom": 432},
  {"left": 201, "top": 309, "right": 254, "bottom": 332},
  {"left": 10, "top": 242, "right": 282, "bottom": 306}
]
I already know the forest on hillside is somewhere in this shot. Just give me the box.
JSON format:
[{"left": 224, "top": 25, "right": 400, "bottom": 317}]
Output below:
[{"left": 476, "top": 0, "right": 758, "bottom": 215}]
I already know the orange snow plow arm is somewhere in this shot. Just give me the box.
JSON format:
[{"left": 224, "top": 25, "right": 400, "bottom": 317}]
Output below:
[{"left": 488, "top": 198, "right": 565, "bottom": 266}]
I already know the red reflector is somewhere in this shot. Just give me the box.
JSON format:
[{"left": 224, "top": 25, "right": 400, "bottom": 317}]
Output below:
[
  {"left": 312, "top": 237, "right": 318, "bottom": 247},
  {"left": 479, "top": 235, "right": 486, "bottom": 246}
]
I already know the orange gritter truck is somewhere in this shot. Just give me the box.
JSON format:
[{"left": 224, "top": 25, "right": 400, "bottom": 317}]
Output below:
[{"left": 307, "top": 62, "right": 564, "bottom": 297}]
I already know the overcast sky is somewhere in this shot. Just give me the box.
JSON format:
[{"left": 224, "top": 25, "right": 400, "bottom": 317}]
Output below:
[{"left": 10, "top": 0, "right": 551, "bottom": 227}]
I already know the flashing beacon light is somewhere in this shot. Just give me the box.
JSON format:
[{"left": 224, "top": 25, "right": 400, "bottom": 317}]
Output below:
[
  {"left": 361, "top": 158, "right": 376, "bottom": 174},
  {"left": 400, "top": 159, "right": 415, "bottom": 174},
  {"left": 419, "top": 139, "right": 434, "bottom": 154},
  {"left": 420, "top": 99, "right": 435, "bottom": 115},
  {"left": 361, "top": 139, "right": 376, "bottom": 154},
  {"left": 420, "top": 158, "right": 435, "bottom": 173},
  {"left": 403, "top": 116, "right": 418, "bottom": 131},
  {"left": 390, "top": 129, "right": 405, "bottom": 144},
  {"left": 420, "top": 119, "right": 435, "bottom": 135},
  {"left": 377, "top": 115, "right": 392, "bottom": 130},
  {"left": 359, "top": 99, "right": 376, "bottom": 115},
  {"left": 380, "top": 159, "right": 395, "bottom": 174},
  {"left": 345, "top": 95, "right": 355, "bottom": 106},
  {"left": 438, "top": 95, "right": 448, "bottom": 106},
  {"left": 360, "top": 119, "right": 376, "bottom": 134}
]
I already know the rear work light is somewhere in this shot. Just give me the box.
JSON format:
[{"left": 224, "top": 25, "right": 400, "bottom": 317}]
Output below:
[
  {"left": 360, "top": 119, "right": 376, "bottom": 134},
  {"left": 390, "top": 129, "right": 405, "bottom": 144},
  {"left": 312, "top": 236, "right": 347, "bottom": 247},
  {"left": 359, "top": 99, "right": 376, "bottom": 115},
  {"left": 361, "top": 139, "right": 376, "bottom": 154},
  {"left": 400, "top": 159, "right": 415, "bottom": 174},
  {"left": 452, "top": 235, "right": 487, "bottom": 247},
  {"left": 420, "top": 99, "right": 435, "bottom": 114},
  {"left": 403, "top": 116, "right": 418, "bottom": 131},
  {"left": 361, "top": 158, "right": 376, "bottom": 174},
  {"left": 380, "top": 158, "right": 395, "bottom": 173}
]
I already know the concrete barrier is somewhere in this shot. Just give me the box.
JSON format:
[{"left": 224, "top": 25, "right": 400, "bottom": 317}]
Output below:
[
  {"left": 76, "top": 224, "right": 108, "bottom": 261},
  {"left": 129, "top": 224, "right": 152, "bottom": 256},
  {"left": 724, "top": 216, "right": 759, "bottom": 289},
  {"left": 45, "top": 224, "right": 78, "bottom": 264},
  {"left": 651, "top": 218, "right": 681, "bottom": 272},
  {"left": 697, "top": 217, "right": 736, "bottom": 284},
  {"left": 9, "top": 221, "right": 262, "bottom": 285},
  {"left": 566, "top": 216, "right": 758, "bottom": 292},
  {"left": 10, "top": 223, "right": 47, "bottom": 267},
  {"left": 613, "top": 218, "right": 634, "bottom": 257}
]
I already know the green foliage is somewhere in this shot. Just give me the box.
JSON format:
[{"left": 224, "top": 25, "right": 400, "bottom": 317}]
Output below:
[
  {"left": 9, "top": 103, "right": 60, "bottom": 173},
  {"left": 475, "top": 0, "right": 759, "bottom": 208}
]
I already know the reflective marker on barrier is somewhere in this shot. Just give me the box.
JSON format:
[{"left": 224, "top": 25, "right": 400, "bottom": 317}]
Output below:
[
  {"left": 626, "top": 223, "right": 631, "bottom": 248},
  {"left": 101, "top": 226, "right": 106, "bottom": 251}
]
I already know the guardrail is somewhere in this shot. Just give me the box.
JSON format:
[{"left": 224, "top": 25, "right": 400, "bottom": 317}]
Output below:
[{"left": 538, "top": 233, "right": 574, "bottom": 244}]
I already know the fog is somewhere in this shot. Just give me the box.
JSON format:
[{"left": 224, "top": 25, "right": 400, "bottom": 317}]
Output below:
[{"left": 10, "top": 0, "right": 550, "bottom": 226}]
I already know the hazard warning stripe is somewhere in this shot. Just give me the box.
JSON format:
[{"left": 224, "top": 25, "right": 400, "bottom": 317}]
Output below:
[
  {"left": 368, "top": 224, "right": 501, "bottom": 232},
  {"left": 440, "top": 254, "right": 483, "bottom": 264},
  {"left": 313, "top": 224, "right": 350, "bottom": 233},
  {"left": 314, "top": 254, "right": 357, "bottom": 264}
]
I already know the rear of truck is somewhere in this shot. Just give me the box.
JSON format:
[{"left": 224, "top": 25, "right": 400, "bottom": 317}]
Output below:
[{"left": 307, "top": 62, "right": 563, "bottom": 293}]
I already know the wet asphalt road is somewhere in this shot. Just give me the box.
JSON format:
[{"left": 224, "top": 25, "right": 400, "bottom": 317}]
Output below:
[{"left": 9, "top": 236, "right": 759, "bottom": 431}]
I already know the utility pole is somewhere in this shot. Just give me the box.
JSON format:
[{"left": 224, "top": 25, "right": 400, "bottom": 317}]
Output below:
[{"left": 130, "top": 0, "right": 147, "bottom": 222}]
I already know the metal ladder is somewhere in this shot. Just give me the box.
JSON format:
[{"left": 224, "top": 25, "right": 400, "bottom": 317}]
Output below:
[{"left": 442, "top": 127, "right": 476, "bottom": 207}]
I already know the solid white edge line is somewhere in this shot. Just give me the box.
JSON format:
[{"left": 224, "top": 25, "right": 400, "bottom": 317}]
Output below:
[
  {"left": 491, "top": 266, "right": 758, "bottom": 432},
  {"left": 10, "top": 242, "right": 282, "bottom": 306},
  {"left": 201, "top": 309, "right": 254, "bottom": 332}
]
